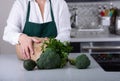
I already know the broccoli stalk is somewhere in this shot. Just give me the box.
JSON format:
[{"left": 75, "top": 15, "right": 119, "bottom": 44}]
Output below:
[{"left": 68, "top": 58, "right": 76, "bottom": 65}]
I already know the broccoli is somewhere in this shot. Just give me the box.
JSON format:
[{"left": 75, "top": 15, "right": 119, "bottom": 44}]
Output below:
[
  {"left": 23, "top": 59, "right": 36, "bottom": 71},
  {"left": 37, "top": 48, "right": 61, "bottom": 69},
  {"left": 76, "top": 54, "right": 91, "bottom": 69},
  {"left": 41, "top": 38, "right": 72, "bottom": 68},
  {"left": 68, "top": 54, "right": 91, "bottom": 69}
]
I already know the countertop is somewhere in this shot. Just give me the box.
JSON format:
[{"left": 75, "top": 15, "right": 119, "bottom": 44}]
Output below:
[
  {"left": 70, "top": 34, "right": 120, "bottom": 42},
  {"left": 0, "top": 53, "right": 120, "bottom": 81}
]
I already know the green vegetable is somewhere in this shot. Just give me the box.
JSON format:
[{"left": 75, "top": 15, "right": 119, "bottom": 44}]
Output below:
[
  {"left": 68, "top": 58, "right": 76, "bottom": 65},
  {"left": 42, "top": 38, "right": 72, "bottom": 68},
  {"left": 37, "top": 48, "right": 61, "bottom": 69},
  {"left": 76, "top": 54, "right": 90, "bottom": 69},
  {"left": 68, "top": 54, "right": 91, "bottom": 69},
  {"left": 23, "top": 59, "right": 36, "bottom": 71}
]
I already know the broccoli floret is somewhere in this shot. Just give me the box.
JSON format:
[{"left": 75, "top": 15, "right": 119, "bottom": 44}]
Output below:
[
  {"left": 68, "top": 54, "right": 91, "bottom": 69},
  {"left": 23, "top": 59, "right": 36, "bottom": 71},
  {"left": 37, "top": 48, "right": 61, "bottom": 69},
  {"left": 76, "top": 54, "right": 90, "bottom": 69}
]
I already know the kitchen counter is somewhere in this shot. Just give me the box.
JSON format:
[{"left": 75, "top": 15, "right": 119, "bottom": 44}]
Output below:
[
  {"left": 70, "top": 34, "right": 120, "bottom": 42},
  {"left": 0, "top": 53, "right": 120, "bottom": 81}
]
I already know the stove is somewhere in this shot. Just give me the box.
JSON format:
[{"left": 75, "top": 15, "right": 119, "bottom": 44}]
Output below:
[{"left": 91, "top": 53, "right": 120, "bottom": 71}]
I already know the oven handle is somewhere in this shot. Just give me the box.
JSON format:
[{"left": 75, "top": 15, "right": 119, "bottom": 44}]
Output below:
[{"left": 82, "top": 46, "right": 120, "bottom": 50}]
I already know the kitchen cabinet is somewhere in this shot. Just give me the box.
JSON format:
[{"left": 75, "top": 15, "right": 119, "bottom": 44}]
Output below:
[
  {"left": 70, "top": 34, "right": 120, "bottom": 53},
  {"left": 70, "top": 42, "right": 81, "bottom": 53},
  {"left": 0, "top": 53, "right": 120, "bottom": 81}
]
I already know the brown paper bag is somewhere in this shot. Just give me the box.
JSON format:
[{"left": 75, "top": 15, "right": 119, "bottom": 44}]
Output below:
[{"left": 16, "top": 38, "right": 47, "bottom": 61}]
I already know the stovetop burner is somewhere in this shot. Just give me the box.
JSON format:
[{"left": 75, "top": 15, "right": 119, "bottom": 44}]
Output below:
[{"left": 91, "top": 53, "right": 120, "bottom": 72}]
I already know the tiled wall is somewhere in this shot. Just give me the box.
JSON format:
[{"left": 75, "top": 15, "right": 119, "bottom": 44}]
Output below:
[{"left": 68, "top": 1, "right": 120, "bottom": 29}]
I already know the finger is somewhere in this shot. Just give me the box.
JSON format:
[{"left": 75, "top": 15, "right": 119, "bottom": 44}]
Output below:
[
  {"left": 20, "top": 45, "right": 27, "bottom": 60},
  {"left": 33, "top": 37, "right": 45, "bottom": 43},
  {"left": 32, "top": 38, "right": 41, "bottom": 43},
  {"left": 45, "top": 37, "right": 48, "bottom": 40},
  {"left": 29, "top": 43, "right": 34, "bottom": 55},
  {"left": 22, "top": 49, "right": 27, "bottom": 60},
  {"left": 44, "top": 37, "right": 49, "bottom": 41},
  {"left": 25, "top": 47, "right": 31, "bottom": 59}
]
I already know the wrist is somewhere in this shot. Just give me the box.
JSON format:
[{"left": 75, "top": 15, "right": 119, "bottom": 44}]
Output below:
[{"left": 18, "top": 34, "right": 28, "bottom": 44}]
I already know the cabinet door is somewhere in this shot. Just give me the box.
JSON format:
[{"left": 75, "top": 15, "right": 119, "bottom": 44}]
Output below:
[
  {"left": 70, "top": 42, "right": 81, "bottom": 53},
  {"left": 81, "top": 42, "right": 120, "bottom": 53},
  {"left": 92, "top": 42, "right": 120, "bottom": 52}
]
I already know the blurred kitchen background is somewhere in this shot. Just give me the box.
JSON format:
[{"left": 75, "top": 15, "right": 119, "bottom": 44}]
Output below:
[
  {"left": 0, "top": 0, "right": 120, "bottom": 54},
  {"left": 67, "top": 0, "right": 120, "bottom": 53}
]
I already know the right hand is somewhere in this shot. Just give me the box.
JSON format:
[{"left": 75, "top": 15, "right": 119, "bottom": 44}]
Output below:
[{"left": 18, "top": 34, "right": 41, "bottom": 59}]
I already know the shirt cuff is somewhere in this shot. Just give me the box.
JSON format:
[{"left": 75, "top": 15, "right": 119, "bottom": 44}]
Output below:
[{"left": 12, "top": 33, "right": 23, "bottom": 45}]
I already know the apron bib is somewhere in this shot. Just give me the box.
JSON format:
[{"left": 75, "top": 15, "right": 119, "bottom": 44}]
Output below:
[{"left": 23, "top": 0, "right": 57, "bottom": 38}]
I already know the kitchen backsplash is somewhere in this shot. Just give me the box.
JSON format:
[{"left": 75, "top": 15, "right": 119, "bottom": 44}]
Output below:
[{"left": 67, "top": 1, "right": 120, "bottom": 30}]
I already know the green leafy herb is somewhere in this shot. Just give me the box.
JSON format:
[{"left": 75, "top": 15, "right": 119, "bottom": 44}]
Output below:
[{"left": 42, "top": 38, "right": 72, "bottom": 68}]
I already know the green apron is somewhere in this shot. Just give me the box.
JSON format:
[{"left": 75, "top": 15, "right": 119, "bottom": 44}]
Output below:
[{"left": 23, "top": 0, "right": 57, "bottom": 38}]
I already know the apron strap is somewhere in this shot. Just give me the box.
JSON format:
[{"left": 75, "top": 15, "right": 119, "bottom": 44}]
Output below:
[
  {"left": 49, "top": 0, "right": 55, "bottom": 21},
  {"left": 26, "top": 1, "right": 30, "bottom": 22}
]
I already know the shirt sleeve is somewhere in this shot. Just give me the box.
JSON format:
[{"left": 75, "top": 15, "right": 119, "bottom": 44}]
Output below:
[
  {"left": 55, "top": 0, "right": 71, "bottom": 42},
  {"left": 3, "top": 0, "right": 23, "bottom": 45}
]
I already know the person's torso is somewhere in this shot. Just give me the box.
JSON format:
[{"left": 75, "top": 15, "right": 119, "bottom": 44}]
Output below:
[
  {"left": 19, "top": 0, "right": 60, "bottom": 31},
  {"left": 23, "top": 0, "right": 57, "bottom": 38}
]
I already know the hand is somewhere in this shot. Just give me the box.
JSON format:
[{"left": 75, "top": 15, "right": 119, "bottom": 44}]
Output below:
[{"left": 18, "top": 34, "right": 41, "bottom": 59}]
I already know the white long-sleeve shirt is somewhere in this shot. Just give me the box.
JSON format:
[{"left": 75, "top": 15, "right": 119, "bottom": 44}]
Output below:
[{"left": 3, "top": 0, "right": 71, "bottom": 45}]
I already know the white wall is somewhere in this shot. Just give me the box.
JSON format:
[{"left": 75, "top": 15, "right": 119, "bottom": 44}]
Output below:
[{"left": 0, "top": 0, "right": 15, "bottom": 54}]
